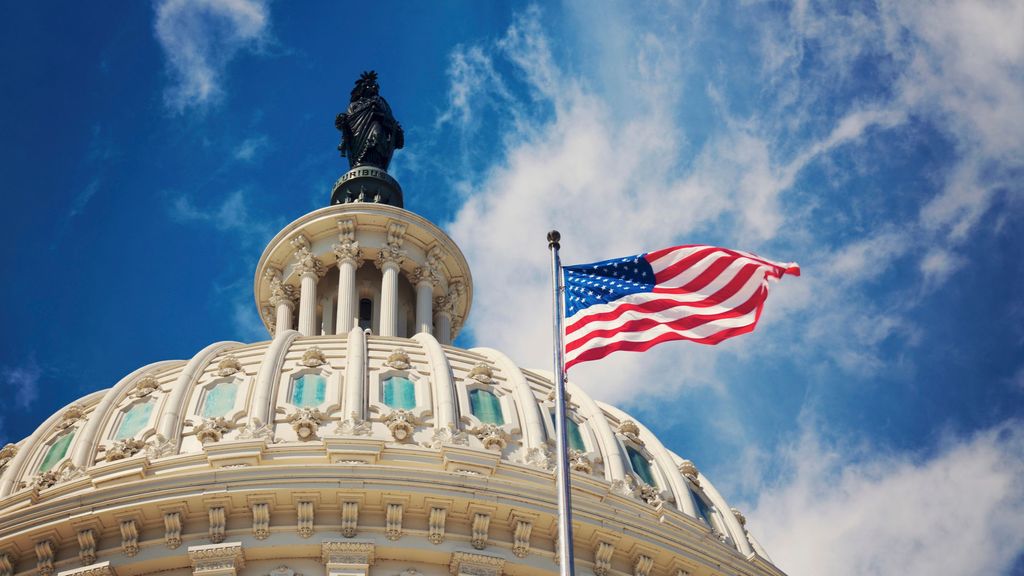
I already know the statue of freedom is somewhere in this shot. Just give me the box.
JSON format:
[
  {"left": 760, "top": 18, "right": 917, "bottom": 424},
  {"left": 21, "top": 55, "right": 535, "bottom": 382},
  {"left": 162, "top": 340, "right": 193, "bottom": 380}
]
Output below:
[{"left": 335, "top": 71, "right": 404, "bottom": 171}]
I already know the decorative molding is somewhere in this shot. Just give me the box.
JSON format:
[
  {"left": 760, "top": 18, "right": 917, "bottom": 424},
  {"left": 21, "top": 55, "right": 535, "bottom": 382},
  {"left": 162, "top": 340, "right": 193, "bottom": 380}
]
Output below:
[
  {"left": 636, "top": 483, "right": 670, "bottom": 507},
  {"left": 252, "top": 503, "right": 270, "bottom": 540},
  {"left": 188, "top": 543, "right": 245, "bottom": 575},
  {"left": 617, "top": 420, "right": 642, "bottom": 444},
  {"left": 24, "top": 461, "right": 83, "bottom": 493},
  {"left": 57, "top": 403, "right": 87, "bottom": 431},
  {"left": 427, "top": 507, "right": 446, "bottom": 544},
  {"left": 385, "top": 503, "right": 403, "bottom": 541},
  {"left": 195, "top": 417, "right": 235, "bottom": 444},
  {"left": 216, "top": 356, "right": 243, "bottom": 377},
  {"left": 449, "top": 552, "right": 504, "bottom": 576},
  {"left": 209, "top": 507, "right": 227, "bottom": 544},
  {"left": 731, "top": 507, "right": 747, "bottom": 527},
  {"left": 341, "top": 501, "right": 359, "bottom": 538},
  {"left": 610, "top": 477, "right": 636, "bottom": 497},
  {"left": 569, "top": 449, "right": 593, "bottom": 473},
  {"left": 679, "top": 459, "right": 700, "bottom": 487},
  {"left": 291, "top": 234, "right": 325, "bottom": 278},
  {"left": 301, "top": 347, "right": 327, "bottom": 367},
  {"left": 512, "top": 520, "right": 532, "bottom": 558},
  {"left": 77, "top": 529, "right": 97, "bottom": 565},
  {"left": 374, "top": 221, "right": 407, "bottom": 270},
  {"left": 35, "top": 540, "right": 55, "bottom": 576},
  {"left": 119, "top": 520, "right": 139, "bottom": 557},
  {"left": 266, "top": 267, "right": 298, "bottom": 309},
  {"left": 466, "top": 363, "right": 493, "bottom": 384},
  {"left": 426, "top": 425, "right": 468, "bottom": 449},
  {"left": 470, "top": 513, "right": 490, "bottom": 550},
  {"left": 267, "top": 566, "right": 303, "bottom": 576},
  {"left": 521, "top": 446, "right": 553, "bottom": 470},
  {"left": 383, "top": 348, "right": 411, "bottom": 370},
  {"left": 384, "top": 410, "right": 415, "bottom": 441},
  {"left": 594, "top": 541, "right": 615, "bottom": 576},
  {"left": 0, "top": 443, "right": 17, "bottom": 471},
  {"left": 288, "top": 408, "right": 325, "bottom": 441},
  {"left": 332, "top": 219, "right": 363, "bottom": 265},
  {"left": 334, "top": 412, "right": 372, "bottom": 436},
  {"left": 237, "top": 419, "right": 272, "bottom": 441},
  {"left": 321, "top": 541, "right": 375, "bottom": 566},
  {"left": 297, "top": 501, "right": 314, "bottom": 538},
  {"left": 105, "top": 438, "right": 147, "bottom": 462},
  {"left": 130, "top": 374, "right": 160, "bottom": 398},
  {"left": 164, "top": 511, "right": 182, "bottom": 549},
  {"left": 473, "top": 424, "right": 506, "bottom": 451},
  {"left": 57, "top": 562, "right": 117, "bottom": 576},
  {"left": 0, "top": 552, "right": 11, "bottom": 576},
  {"left": 633, "top": 555, "right": 654, "bottom": 576}
]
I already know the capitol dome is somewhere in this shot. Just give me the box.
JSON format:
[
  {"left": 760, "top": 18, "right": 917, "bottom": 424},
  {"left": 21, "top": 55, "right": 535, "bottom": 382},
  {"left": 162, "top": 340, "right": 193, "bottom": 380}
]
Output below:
[{"left": 0, "top": 76, "right": 786, "bottom": 576}]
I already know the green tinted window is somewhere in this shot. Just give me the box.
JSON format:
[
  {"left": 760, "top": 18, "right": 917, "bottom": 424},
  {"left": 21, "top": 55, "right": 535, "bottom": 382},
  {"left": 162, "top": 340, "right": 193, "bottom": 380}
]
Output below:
[
  {"left": 292, "top": 374, "right": 326, "bottom": 407},
  {"left": 39, "top": 432, "right": 74, "bottom": 472},
  {"left": 469, "top": 389, "right": 504, "bottom": 425},
  {"left": 626, "top": 445, "right": 656, "bottom": 486},
  {"left": 203, "top": 381, "right": 239, "bottom": 418},
  {"left": 693, "top": 490, "right": 715, "bottom": 526},
  {"left": 548, "top": 411, "right": 585, "bottom": 451},
  {"left": 383, "top": 376, "right": 416, "bottom": 409},
  {"left": 115, "top": 402, "right": 154, "bottom": 440}
]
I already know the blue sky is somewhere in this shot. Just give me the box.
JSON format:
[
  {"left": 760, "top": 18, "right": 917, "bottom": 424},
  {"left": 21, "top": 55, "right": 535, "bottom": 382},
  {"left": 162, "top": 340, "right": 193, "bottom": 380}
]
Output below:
[{"left": 1, "top": 1, "right": 1023, "bottom": 574}]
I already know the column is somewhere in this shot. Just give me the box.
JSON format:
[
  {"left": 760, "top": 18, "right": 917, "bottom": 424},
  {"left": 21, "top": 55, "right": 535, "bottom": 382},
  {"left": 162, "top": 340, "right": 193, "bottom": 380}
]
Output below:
[
  {"left": 265, "top": 267, "right": 296, "bottom": 336},
  {"left": 374, "top": 221, "right": 406, "bottom": 337},
  {"left": 291, "top": 234, "right": 324, "bottom": 337},
  {"left": 321, "top": 542, "right": 375, "bottom": 576},
  {"left": 410, "top": 265, "right": 438, "bottom": 335},
  {"left": 333, "top": 219, "right": 362, "bottom": 334},
  {"left": 187, "top": 543, "right": 245, "bottom": 576}
]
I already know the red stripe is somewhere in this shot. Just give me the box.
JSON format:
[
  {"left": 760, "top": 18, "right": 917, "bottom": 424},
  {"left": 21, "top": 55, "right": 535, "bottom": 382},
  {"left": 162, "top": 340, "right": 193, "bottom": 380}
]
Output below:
[
  {"left": 565, "top": 285, "right": 765, "bottom": 354},
  {"left": 644, "top": 244, "right": 703, "bottom": 264},
  {"left": 651, "top": 246, "right": 719, "bottom": 283}
]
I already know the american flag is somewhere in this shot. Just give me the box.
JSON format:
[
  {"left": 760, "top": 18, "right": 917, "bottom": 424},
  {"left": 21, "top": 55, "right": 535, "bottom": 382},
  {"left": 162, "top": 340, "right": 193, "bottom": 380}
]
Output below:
[{"left": 562, "top": 245, "right": 799, "bottom": 370}]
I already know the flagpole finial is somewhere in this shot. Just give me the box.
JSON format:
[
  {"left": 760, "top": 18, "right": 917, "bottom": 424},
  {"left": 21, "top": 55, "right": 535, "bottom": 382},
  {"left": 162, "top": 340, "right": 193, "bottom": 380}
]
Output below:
[{"left": 547, "top": 230, "right": 561, "bottom": 249}]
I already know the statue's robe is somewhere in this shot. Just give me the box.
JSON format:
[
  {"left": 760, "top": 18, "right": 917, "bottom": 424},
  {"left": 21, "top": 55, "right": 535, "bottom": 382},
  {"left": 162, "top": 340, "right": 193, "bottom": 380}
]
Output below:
[{"left": 339, "top": 95, "right": 403, "bottom": 170}]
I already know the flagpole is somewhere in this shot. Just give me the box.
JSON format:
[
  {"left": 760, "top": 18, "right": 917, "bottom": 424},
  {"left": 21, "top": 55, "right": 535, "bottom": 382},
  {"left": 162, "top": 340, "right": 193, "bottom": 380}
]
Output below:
[{"left": 547, "top": 230, "right": 576, "bottom": 576}]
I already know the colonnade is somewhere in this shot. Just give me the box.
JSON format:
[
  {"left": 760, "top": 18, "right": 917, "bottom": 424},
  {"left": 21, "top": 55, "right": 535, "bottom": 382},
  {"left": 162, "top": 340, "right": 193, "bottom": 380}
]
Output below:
[{"left": 263, "top": 218, "right": 464, "bottom": 344}]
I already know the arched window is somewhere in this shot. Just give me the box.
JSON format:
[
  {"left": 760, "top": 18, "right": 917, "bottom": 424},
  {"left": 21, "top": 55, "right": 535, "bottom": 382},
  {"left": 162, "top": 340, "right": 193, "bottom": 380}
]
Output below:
[
  {"left": 692, "top": 489, "right": 715, "bottom": 527},
  {"left": 469, "top": 389, "right": 504, "bottom": 425},
  {"left": 626, "top": 445, "right": 656, "bottom": 486},
  {"left": 115, "top": 401, "right": 154, "bottom": 440},
  {"left": 382, "top": 376, "right": 416, "bottom": 409},
  {"left": 358, "top": 298, "right": 373, "bottom": 331},
  {"left": 39, "top": 432, "right": 74, "bottom": 472},
  {"left": 203, "top": 381, "right": 239, "bottom": 418},
  {"left": 548, "top": 410, "right": 585, "bottom": 451},
  {"left": 292, "top": 374, "right": 326, "bottom": 407}
]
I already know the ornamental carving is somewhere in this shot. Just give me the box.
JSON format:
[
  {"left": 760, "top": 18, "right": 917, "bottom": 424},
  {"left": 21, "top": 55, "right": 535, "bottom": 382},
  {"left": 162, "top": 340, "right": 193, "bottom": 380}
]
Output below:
[
  {"left": 268, "top": 566, "right": 304, "bottom": 576},
  {"left": 208, "top": 507, "right": 226, "bottom": 543},
  {"left": 679, "top": 459, "right": 700, "bottom": 486},
  {"left": 520, "top": 446, "right": 553, "bottom": 470},
  {"left": 120, "top": 519, "right": 139, "bottom": 556},
  {"left": 375, "top": 221, "right": 407, "bottom": 270},
  {"left": 473, "top": 424, "right": 506, "bottom": 451},
  {"left": 237, "top": 418, "right": 273, "bottom": 441},
  {"left": 384, "top": 410, "right": 416, "bottom": 441},
  {"left": 341, "top": 501, "right": 359, "bottom": 537},
  {"left": 0, "top": 443, "right": 17, "bottom": 470},
  {"left": 569, "top": 449, "right": 593, "bottom": 473},
  {"left": 428, "top": 507, "right": 446, "bottom": 544},
  {"left": 35, "top": 540, "right": 54, "bottom": 576},
  {"left": 288, "top": 408, "right": 326, "bottom": 440},
  {"left": 384, "top": 348, "right": 411, "bottom": 370},
  {"left": 449, "top": 551, "right": 504, "bottom": 576},
  {"left": 265, "top": 266, "right": 298, "bottom": 309},
  {"left": 77, "top": 529, "right": 97, "bottom": 565},
  {"left": 216, "top": 356, "right": 243, "bottom": 376},
  {"left": 617, "top": 420, "right": 642, "bottom": 444},
  {"left": 194, "top": 417, "right": 234, "bottom": 444},
  {"left": 301, "top": 347, "right": 327, "bottom": 367},
  {"left": 297, "top": 501, "right": 315, "bottom": 538},
  {"left": 466, "top": 363, "right": 493, "bottom": 384},
  {"left": 164, "top": 511, "right": 182, "bottom": 549},
  {"left": 731, "top": 507, "right": 747, "bottom": 526},
  {"left": 636, "top": 483, "right": 669, "bottom": 507},
  {"left": 334, "top": 412, "right": 372, "bottom": 436},
  {"left": 633, "top": 554, "right": 654, "bottom": 576},
  {"left": 105, "top": 438, "right": 147, "bottom": 461},
  {"left": 321, "top": 541, "right": 375, "bottom": 566},
  {"left": 610, "top": 477, "right": 636, "bottom": 497},
  {"left": 512, "top": 520, "right": 532, "bottom": 558},
  {"left": 470, "top": 513, "right": 490, "bottom": 550},
  {"left": 131, "top": 374, "right": 160, "bottom": 398},
  {"left": 57, "top": 403, "right": 87, "bottom": 430},
  {"left": 333, "top": 219, "right": 363, "bottom": 264},
  {"left": 425, "top": 425, "right": 468, "bottom": 449},
  {"left": 188, "top": 543, "right": 245, "bottom": 573},
  {"left": 594, "top": 541, "right": 615, "bottom": 576},
  {"left": 291, "top": 234, "right": 325, "bottom": 278},
  {"left": 385, "top": 503, "right": 403, "bottom": 541},
  {"left": 23, "top": 461, "right": 82, "bottom": 492},
  {"left": 0, "top": 552, "right": 12, "bottom": 576},
  {"left": 434, "top": 281, "right": 465, "bottom": 317},
  {"left": 252, "top": 502, "right": 271, "bottom": 540}
]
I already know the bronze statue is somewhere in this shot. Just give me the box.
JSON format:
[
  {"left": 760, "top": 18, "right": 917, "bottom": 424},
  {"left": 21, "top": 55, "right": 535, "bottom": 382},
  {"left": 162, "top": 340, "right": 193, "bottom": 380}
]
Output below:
[{"left": 335, "top": 71, "right": 404, "bottom": 171}]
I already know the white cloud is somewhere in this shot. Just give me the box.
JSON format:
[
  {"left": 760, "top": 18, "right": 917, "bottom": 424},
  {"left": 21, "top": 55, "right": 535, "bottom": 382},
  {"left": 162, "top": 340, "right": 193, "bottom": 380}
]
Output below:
[
  {"left": 169, "top": 188, "right": 276, "bottom": 247},
  {"left": 1, "top": 361, "right": 41, "bottom": 410},
  {"left": 234, "top": 135, "right": 269, "bottom": 161},
  {"left": 154, "top": 0, "right": 271, "bottom": 112},
  {"left": 745, "top": 420, "right": 1024, "bottom": 576}
]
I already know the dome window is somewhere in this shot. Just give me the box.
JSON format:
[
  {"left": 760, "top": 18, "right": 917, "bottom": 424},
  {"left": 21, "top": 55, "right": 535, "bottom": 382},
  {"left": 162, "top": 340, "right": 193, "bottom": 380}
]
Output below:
[
  {"left": 382, "top": 376, "right": 416, "bottom": 409},
  {"left": 115, "top": 401, "right": 154, "bottom": 440},
  {"left": 202, "top": 381, "right": 239, "bottom": 418},
  {"left": 692, "top": 489, "right": 716, "bottom": 527},
  {"left": 626, "top": 445, "right": 656, "bottom": 487},
  {"left": 38, "top": 432, "right": 74, "bottom": 473},
  {"left": 548, "top": 410, "right": 586, "bottom": 452},
  {"left": 469, "top": 389, "right": 504, "bottom": 425},
  {"left": 291, "top": 374, "right": 327, "bottom": 407}
]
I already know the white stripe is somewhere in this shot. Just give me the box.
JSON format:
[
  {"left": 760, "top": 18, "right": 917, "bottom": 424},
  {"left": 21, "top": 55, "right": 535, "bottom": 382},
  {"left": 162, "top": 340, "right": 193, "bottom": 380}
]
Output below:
[
  {"left": 644, "top": 245, "right": 712, "bottom": 270},
  {"left": 565, "top": 307, "right": 760, "bottom": 364},
  {"left": 655, "top": 251, "right": 779, "bottom": 290}
]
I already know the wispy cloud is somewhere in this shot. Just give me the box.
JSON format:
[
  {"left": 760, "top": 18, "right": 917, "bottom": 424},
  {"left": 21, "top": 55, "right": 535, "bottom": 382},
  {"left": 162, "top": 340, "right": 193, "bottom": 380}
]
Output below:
[
  {"left": 154, "top": 0, "right": 272, "bottom": 112},
  {"left": 234, "top": 134, "right": 269, "bottom": 161},
  {"left": 1, "top": 360, "right": 42, "bottom": 410},
  {"left": 745, "top": 419, "right": 1024, "bottom": 576},
  {"left": 168, "top": 188, "right": 277, "bottom": 248}
]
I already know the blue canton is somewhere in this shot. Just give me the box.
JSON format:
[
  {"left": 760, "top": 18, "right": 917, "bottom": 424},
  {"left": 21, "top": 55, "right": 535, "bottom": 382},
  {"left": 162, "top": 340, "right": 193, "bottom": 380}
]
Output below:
[{"left": 563, "top": 254, "right": 656, "bottom": 317}]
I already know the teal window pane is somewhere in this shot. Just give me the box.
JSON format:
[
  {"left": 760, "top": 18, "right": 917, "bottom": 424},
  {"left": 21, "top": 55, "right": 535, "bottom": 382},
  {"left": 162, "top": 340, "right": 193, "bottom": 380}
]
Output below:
[
  {"left": 292, "top": 374, "right": 326, "bottom": 407},
  {"left": 39, "top": 432, "right": 74, "bottom": 472},
  {"left": 115, "top": 402, "right": 154, "bottom": 440},
  {"left": 383, "top": 376, "right": 416, "bottom": 409},
  {"left": 693, "top": 490, "right": 714, "bottom": 526},
  {"left": 627, "top": 445, "right": 656, "bottom": 486},
  {"left": 469, "top": 389, "right": 504, "bottom": 425},
  {"left": 203, "top": 381, "right": 239, "bottom": 418},
  {"left": 548, "top": 411, "right": 586, "bottom": 452}
]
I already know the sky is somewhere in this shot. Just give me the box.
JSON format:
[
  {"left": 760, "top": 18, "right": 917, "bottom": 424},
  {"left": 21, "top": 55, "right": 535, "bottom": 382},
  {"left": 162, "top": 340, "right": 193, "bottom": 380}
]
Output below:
[{"left": 0, "top": 1, "right": 1022, "bottom": 574}]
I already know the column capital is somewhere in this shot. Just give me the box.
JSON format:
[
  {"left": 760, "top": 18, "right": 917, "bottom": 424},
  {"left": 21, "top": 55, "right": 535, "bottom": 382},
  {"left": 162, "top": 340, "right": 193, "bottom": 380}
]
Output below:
[
  {"left": 374, "top": 221, "right": 407, "bottom": 271},
  {"left": 434, "top": 281, "right": 465, "bottom": 317},
  {"left": 292, "top": 234, "right": 326, "bottom": 278},
  {"left": 188, "top": 542, "right": 245, "bottom": 576},
  {"left": 333, "top": 219, "right": 364, "bottom": 267}
]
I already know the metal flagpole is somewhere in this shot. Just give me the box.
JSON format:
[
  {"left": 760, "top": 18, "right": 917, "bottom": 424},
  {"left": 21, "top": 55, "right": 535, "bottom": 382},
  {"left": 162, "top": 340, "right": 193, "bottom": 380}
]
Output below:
[{"left": 547, "top": 230, "right": 576, "bottom": 576}]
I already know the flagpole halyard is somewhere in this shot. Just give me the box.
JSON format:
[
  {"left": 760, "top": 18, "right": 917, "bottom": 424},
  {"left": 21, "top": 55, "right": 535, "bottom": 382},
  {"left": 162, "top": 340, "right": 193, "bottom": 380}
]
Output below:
[{"left": 547, "top": 230, "right": 576, "bottom": 576}]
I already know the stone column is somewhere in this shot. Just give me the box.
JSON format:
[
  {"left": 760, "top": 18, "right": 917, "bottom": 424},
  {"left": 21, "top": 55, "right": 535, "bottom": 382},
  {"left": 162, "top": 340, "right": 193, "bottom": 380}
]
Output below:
[
  {"left": 292, "top": 234, "right": 325, "bottom": 337},
  {"left": 333, "top": 219, "right": 362, "bottom": 334},
  {"left": 321, "top": 542, "right": 375, "bottom": 576},
  {"left": 187, "top": 543, "right": 245, "bottom": 576},
  {"left": 410, "top": 246, "right": 441, "bottom": 335},
  {"left": 374, "top": 222, "right": 406, "bottom": 337},
  {"left": 266, "top": 267, "right": 297, "bottom": 336}
]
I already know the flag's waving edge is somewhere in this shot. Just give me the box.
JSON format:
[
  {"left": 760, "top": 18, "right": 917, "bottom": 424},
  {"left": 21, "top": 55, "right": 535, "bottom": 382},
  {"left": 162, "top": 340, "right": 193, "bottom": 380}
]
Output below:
[{"left": 562, "top": 245, "right": 799, "bottom": 370}]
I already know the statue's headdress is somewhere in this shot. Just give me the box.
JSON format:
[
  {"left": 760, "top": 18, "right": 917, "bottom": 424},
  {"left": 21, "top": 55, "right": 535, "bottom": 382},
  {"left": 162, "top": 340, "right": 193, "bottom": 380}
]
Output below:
[{"left": 350, "top": 70, "right": 379, "bottom": 101}]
